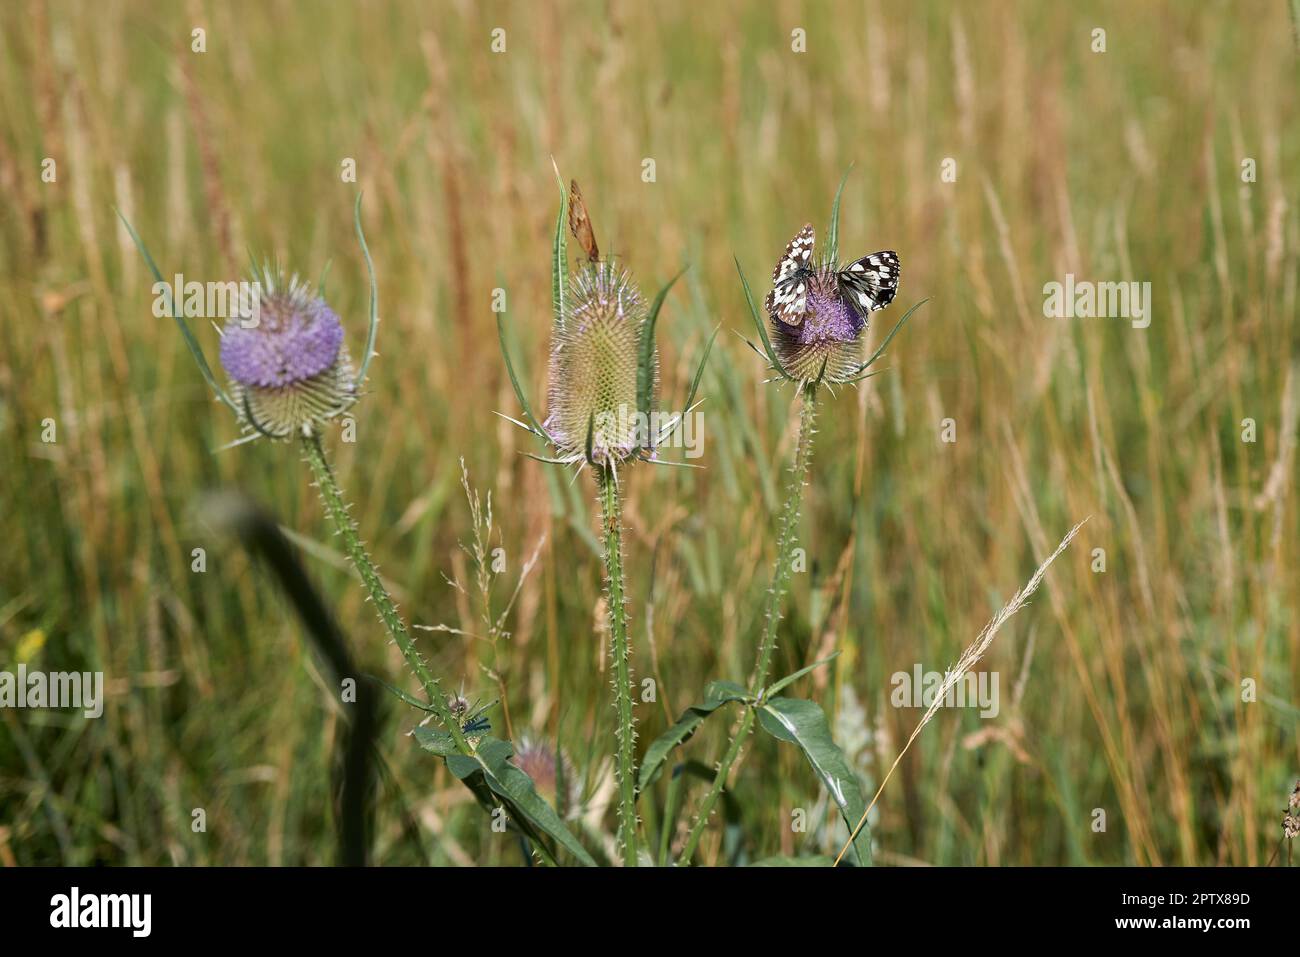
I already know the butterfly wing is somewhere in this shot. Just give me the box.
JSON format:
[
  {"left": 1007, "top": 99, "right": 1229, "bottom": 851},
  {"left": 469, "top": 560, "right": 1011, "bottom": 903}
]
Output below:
[
  {"left": 764, "top": 223, "right": 815, "bottom": 326},
  {"left": 569, "top": 179, "right": 600, "bottom": 262},
  {"left": 837, "top": 251, "right": 900, "bottom": 319}
]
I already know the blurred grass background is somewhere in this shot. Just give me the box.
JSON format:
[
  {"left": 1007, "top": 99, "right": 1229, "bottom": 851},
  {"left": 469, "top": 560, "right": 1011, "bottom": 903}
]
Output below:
[{"left": 1, "top": 0, "right": 1297, "bottom": 866}]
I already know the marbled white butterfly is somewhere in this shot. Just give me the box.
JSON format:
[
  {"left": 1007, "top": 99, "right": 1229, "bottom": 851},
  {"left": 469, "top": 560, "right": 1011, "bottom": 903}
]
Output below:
[{"left": 764, "top": 223, "right": 900, "bottom": 326}]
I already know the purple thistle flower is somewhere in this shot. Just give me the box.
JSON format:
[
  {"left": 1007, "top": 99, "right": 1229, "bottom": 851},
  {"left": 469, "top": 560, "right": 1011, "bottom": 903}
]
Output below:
[
  {"left": 769, "top": 266, "right": 867, "bottom": 383},
  {"left": 218, "top": 271, "right": 356, "bottom": 439},
  {"left": 794, "top": 281, "right": 866, "bottom": 345},
  {"left": 220, "top": 295, "right": 345, "bottom": 388}
]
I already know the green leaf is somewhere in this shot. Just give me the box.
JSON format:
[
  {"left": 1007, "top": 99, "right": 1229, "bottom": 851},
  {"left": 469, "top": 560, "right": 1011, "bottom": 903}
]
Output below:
[
  {"left": 682, "top": 324, "right": 720, "bottom": 415},
  {"left": 637, "top": 267, "right": 687, "bottom": 421},
  {"left": 755, "top": 697, "right": 872, "bottom": 866},
  {"left": 551, "top": 164, "right": 568, "bottom": 330},
  {"left": 637, "top": 680, "right": 751, "bottom": 794},
  {"left": 735, "top": 257, "right": 793, "bottom": 381},
  {"left": 412, "top": 726, "right": 459, "bottom": 756},
  {"left": 354, "top": 192, "right": 380, "bottom": 385},
  {"left": 762, "top": 651, "right": 839, "bottom": 700},
  {"left": 826, "top": 163, "right": 854, "bottom": 264},
  {"left": 843, "top": 298, "right": 928, "bottom": 382},
  {"left": 115, "top": 208, "right": 237, "bottom": 413},
  {"left": 840, "top": 369, "right": 887, "bottom": 387},
  {"left": 496, "top": 313, "right": 547, "bottom": 436},
  {"left": 449, "top": 736, "right": 596, "bottom": 866},
  {"left": 368, "top": 674, "right": 439, "bottom": 712},
  {"left": 446, "top": 753, "right": 482, "bottom": 780}
]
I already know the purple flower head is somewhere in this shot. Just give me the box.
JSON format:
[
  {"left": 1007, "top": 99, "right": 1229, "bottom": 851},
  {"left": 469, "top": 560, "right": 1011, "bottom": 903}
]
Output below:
[
  {"left": 794, "top": 284, "right": 866, "bottom": 346},
  {"left": 769, "top": 267, "right": 867, "bottom": 383},
  {"left": 218, "top": 272, "right": 356, "bottom": 440},
  {"left": 220, "top": 290, "right": 345, "bottom": 388}
]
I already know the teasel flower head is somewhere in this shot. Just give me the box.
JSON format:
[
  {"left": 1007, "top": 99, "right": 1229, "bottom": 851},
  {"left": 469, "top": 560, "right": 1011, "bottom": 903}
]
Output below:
[
  {"left": 219, "top": 268, "right": 357, "bottom": 439},
  {"left": 118, "top": 194, "right": 380, "bottom": 445},
  {"left": 512, "top": 734, "right": 583, "bottom": 820},
  {"left": 768, "top": 263, "right": 869, "bottom": 383},
  {"left": 497, "top": 174, "right": 712, "bottom": 475},
  {"left": 545, "top": 260, "right": 654, "bottom": 465},
  {"left": 743, "top": 173, "right": 921, "bottom": 391},
  {"left": 496, "top": 172, "right": 716, "bottom": 866},
  {"left": 756, "top": 219, "right": 906, "bottom": 387}
]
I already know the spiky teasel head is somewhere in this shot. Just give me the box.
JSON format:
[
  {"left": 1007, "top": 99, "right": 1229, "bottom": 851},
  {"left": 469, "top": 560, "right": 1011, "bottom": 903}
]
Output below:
[
  {"left": 498, "top": 174, "right": 704, "bottom": 476},
  {"left": 769, "top": 264, "right": 866, "bottom": 383},
  {"left": 512, "top": 734, "right": 583, "bottom": 820},
  {"left": 219, "top": 268, "right": 357, "bottom": 439},
  {"left": 545, "top": 260, "right": 655, "bottom": 465}
]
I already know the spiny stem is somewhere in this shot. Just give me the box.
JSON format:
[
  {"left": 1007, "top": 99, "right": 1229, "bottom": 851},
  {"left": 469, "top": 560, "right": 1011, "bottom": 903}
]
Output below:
[
  {"left": 301, "top": 431, "right": 471, "bottom": 755},
  {"left": 598, "top": 467, "right": 638, "bottom": 866},
  {"left": 680, "top": 384, "right": 818, "bottom": 864},
  {"left": 751, "top": 385, "right": 818, "bottom": 693}
]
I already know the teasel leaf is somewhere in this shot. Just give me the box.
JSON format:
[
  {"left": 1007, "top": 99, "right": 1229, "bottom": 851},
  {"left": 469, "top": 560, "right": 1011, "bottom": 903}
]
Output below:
[
  {"left": 637, "top": 266, "right": 687, "bottom": 422},
  {"left": 637, "top": 680, "right": 752, "bottom": 794},
  {"left": 754, "top": 696, "right": 872, "bottom": 866},
  {"left": 521, "top": 450, "right": 578, "bottom": 465},
  {"left": 682, "top": 323, "right": 720, "bottom": 417},
  {"left": 584, "top": 411, "right": 597, "bottom": 467},
  {"left": 496, "top": 313, "right": 547, "bottom": 436},
  {"left": 354, "top": 192, "right": 380, "bottom": 385},
  {"left": 551, "top": 158, "right": 568, "bottom": 330},
  {"left": 840, "top": 369, "right": 888, "bottom": 387},
  {"left": 367, "top": 674, "right": 439, "bottom": 713},
  {"left": 826, "top": 163, "right": 854, "bottom": 265},
  {"left": 735, "top": 256, "right": 794, "bottom": 381},
  {"left": 442, "top": 736, "right": 597, "bottom": 866},
  {"left": 842, "top": 298, "right": 929, "bottom": 382},
  {"left": 412, "top": 726, "right": 459, "bottom": 755},
  {"left": 115, "top": 208, "right": 237, "bottom": 413},
  {"left": 761, "top": 651, "right": 839, "bottom": 700}
]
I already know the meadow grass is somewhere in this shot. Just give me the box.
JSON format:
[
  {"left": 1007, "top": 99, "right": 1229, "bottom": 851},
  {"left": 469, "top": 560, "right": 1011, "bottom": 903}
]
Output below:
[{"left": 0, "top": 0, "right": 1296, "bottom": 865}]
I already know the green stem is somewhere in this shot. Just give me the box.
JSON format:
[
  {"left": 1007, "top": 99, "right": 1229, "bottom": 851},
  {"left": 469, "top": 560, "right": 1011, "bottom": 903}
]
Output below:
[
  {"left": 598, "top": 467, "right": 638, "bottom": 866},
  {"left": 301, "top": 431, "right": 471, "bottom": 755},
  {"left": 680, "top": 384, "right": 818, "bottom": 864}
]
